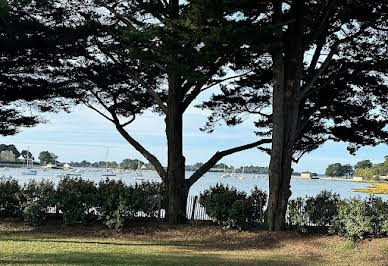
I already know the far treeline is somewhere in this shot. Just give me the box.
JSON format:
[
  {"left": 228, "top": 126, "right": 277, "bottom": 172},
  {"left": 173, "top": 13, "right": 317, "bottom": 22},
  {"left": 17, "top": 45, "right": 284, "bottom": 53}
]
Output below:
[
  {"left": 71, "top": 160, "right": 269, "bottom": 173},
  {"left": 1, "top": 1, "right": 387, "bottom": 231},
  {"left": 325, "top": 157, "right": 388, "bottom": 181}
]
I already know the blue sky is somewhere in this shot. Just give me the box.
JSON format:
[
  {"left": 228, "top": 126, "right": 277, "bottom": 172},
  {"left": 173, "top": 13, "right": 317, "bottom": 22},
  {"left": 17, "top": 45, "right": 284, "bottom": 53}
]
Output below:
[{"left": 1, "top": 100, "right": 387, "bottom": 174}]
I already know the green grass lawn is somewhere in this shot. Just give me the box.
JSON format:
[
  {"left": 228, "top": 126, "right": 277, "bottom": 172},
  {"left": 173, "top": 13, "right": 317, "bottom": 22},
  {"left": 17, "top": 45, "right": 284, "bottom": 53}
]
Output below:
[{"left": 0, "top": 220, "right": 387, "bottom": 265}]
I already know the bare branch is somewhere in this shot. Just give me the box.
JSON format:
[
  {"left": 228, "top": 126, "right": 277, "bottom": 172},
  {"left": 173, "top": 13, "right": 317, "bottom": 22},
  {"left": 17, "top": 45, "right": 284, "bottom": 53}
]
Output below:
[
  {"left": 300, "top": 25, "right": 368, "bottom": 100},
  {"left": 108, "top": 112, "right": 167, "bottom": 182},
  {"left": 121, "top": 115, "right": 136, "bottom": 127},
  {"left": 96, "top": 43, "right": 169, "bottom": 114},
  {"left": 186, "top": 138, "right": 271, "bottom": 187},
  {"left": 182, "top": 72, "right": 251, "bottom": 112},
  {"left": 82, "top": 101, "right": 114, "bottom": 122}
]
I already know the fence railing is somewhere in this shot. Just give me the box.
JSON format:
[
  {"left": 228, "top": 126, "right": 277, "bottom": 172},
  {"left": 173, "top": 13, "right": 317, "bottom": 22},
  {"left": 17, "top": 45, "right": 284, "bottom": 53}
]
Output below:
[{"left": 44, "top": 195, "right": 213, "bottom": 221}]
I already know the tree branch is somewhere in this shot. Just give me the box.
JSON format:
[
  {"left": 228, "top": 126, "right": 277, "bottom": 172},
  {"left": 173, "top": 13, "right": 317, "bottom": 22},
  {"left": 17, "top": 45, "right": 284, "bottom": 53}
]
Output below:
[
  {"left": 182, "top": 72, "right": 251, "bottom": 112},
  {"left": 186, "top": 138, "right": 271, "bottom": 187},
  {"left": 112, "top": 118, "right": 168, "bottom": 183},
  {"left": 96, "top": 44, "right": 169, "bottom": 114}
]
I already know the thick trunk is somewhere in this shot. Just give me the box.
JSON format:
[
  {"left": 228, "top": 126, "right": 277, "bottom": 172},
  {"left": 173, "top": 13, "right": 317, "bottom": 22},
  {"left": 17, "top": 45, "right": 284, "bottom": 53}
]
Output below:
[
  {"left": 267, "top": 0, "right": 305, "bottom": 232},
  {"left": 166, "top": 112, "right": 188, "bottom": 224},
  {"left": 165, "top": 71, "right": 188, "bottom": 225},
  {"left": 268, "top": 70, "right": 300, "bottom": 230}
]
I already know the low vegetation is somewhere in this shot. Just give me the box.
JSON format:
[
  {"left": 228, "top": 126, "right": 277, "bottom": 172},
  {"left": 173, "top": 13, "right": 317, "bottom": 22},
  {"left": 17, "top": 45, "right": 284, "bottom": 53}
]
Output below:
[
  {"left": 1, "top": 179, "right": 387, "bottom": 242},
  {"left": 0, "top": 221, "right": 387, "bottom": 265},
  {"left": 353, "top": 184, "right": 388, "bottom": 195}
]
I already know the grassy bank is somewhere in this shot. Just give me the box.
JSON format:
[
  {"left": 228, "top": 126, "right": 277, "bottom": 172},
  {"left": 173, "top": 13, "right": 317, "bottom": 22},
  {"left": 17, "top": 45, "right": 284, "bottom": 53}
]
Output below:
[
  {"left": 353, "top": 183, "right": 388, "bottom": 194},
  {"left": 0, "top": 220, "right": 387, "bottom": 265}
]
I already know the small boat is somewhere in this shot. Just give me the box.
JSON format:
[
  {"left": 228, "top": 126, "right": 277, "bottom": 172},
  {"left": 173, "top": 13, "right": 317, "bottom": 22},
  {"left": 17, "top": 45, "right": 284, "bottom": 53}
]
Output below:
[
  {"left": 134, "top": 160, "right": 143, "bottom": 177},
  {"left": 220, "top": 164, "right": 231, "bottom": 178},
  {"left": 22, "top": 169, "right": 38, "bottom": 175},
  {"left": 102, "top": 172, "right": 116, "bottom": 177},
  {"left": 67, "top": 173, "right": 82, "bottom": 177}
]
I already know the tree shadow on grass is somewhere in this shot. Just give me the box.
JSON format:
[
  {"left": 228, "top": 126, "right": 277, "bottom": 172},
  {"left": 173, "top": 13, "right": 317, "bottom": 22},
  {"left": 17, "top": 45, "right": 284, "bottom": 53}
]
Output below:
[
  {"left": 0, "top": 251, "right": 321, "bottom": 266},
  {"left": 0, "top": 220, "right": 328, "bottom": 254}
]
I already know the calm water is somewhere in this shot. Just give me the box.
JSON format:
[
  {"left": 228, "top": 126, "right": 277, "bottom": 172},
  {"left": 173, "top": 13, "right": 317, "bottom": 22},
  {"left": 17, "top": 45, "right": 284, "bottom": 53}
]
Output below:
[{"left": 1, "top": 167, "right": 387, "bottom": 200}]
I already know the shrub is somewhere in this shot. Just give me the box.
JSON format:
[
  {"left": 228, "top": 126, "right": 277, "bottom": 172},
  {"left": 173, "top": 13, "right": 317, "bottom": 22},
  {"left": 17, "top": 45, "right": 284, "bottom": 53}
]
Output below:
[
  {"left": 21, "top": 180, "right": 55, "bottom": 225},
  {"left": 0, "top": 180, "right": 22, "bottom": 218},
  {"left": 200, "top": 184, "right": 246, "bottom": 226},
  {"left": 287, "top": 197, "right": 308, "bottom": 232},
  {"left": 128, "top": 182, "right": 167, "bottom": 218},
  {"left": 56, "top": 177, "right": 97, "bottom": 225},
  {"left": 200, "top": 184, "right": 267, "bottom": 229},
  {"left": 96, "top": 178, "right": 130, "bottom": 229},
  {"left": 248, "top": 186, "right": 267, "bottom": 226},
  {"left": 304, "top": 190, "right": 340, "bottom": 226},
  {"left": 329, "top": 196, "right": 388, "bottom": 240}
]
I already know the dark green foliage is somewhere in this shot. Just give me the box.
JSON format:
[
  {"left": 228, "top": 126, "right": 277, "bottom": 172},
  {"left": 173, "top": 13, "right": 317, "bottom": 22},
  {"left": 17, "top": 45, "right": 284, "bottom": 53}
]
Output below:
[
  {"left": 325, "top": 163, "right": 354, "bottom": 177},
  {"left": 96, "top": 179, "right": 167, "bottom": 230},
  {"left": 38, "top": 151, "right": 58, "bottom": 165},
  {"left": 354, "top": 160, "right": 373, "bottom": 170},
  {"left": 354, "top": 156, "right": 388, "bottom": 180},
  {"left": 200, "top": 184, "right": 267, "bottom": 229},
  {"left": 128, "top": 182, "right": 168, "bottom": 218},
  {"left": 330, "top": 196, "right": 388, "bottom": 241},
  {"left": 0, "top": 0, "right": 73, "bottom": 136},
  {"left": 287, "top": 197, "right": 308, "bottom": 232},
  {"left": 55, "top": 178, "right": 97, "bottom": 225},
  {"left": 305, "top": 191, "right": 340, "bottom": 226},
  {"left": 96, "top": 178, "right": 130, "bottom": 230},
  {"left": 288, "top": 191, "right": 340, "bottom": 231},
  {"left": 0, "top": 144, "right": 20, "bottom": 158},
  {"left": 0, "top": 180, "right": 21, "bottom": 217},
  {"left": 200, "top": 184, "right": 246, "bottom": 226},
  {"left": 248, "top": 186, "right": 268, "bottom": 225},
  {"left": 21, "top": 180, "right": 55, "bottom": 225}
]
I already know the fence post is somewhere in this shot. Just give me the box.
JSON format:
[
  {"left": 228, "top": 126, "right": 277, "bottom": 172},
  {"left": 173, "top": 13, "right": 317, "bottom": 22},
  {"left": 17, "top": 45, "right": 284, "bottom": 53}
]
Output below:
[
  {"left": 191, "top": 196, "right": 198, "bottom": 220},
  {"left": 157, "top": 195, "right": 162, "bottom": 221}
]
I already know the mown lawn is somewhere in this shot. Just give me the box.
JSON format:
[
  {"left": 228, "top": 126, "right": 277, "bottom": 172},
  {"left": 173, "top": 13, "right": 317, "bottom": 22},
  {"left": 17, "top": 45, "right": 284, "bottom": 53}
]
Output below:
[{"left": 0, "top": 220, "right": 387, "bottom": 265}]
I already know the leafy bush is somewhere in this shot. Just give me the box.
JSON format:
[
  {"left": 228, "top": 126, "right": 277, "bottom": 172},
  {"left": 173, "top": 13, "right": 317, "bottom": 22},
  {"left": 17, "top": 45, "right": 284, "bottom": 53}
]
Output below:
[
  {"left": 21, "top": 180, "right": 55, "bottom": 225},
  {"left": 128, "top": 182, "right": 167, "bottom": 218},
  {"left": 288, "top": 197, "right": 308, "bottom": 232},
  {"left": 56, "top": 177, "right": 97, "bottom": 225},
  {"left": 304, "top": 190, "right": 340, "bottom": 226},
  {"left": 288, "top": 191, "right": 340, "bottom": 232},
  {"left": 96, "top": 178, "right": 130, "bottom": 229},
  {"left": 200, "top": 184, "right": 246, "bottom": 226},
  {"left": 248, "top": 186, "right": 267, "bottom": 226},
  {"left": 330, "top": 196, "right": 388, "bottom": 240},
  {"left": 96, "top": 180, "right": 167, "bottom": 230},
  {"left": 200, "top": 184, "right": 267, "bottom": 229},
  {"left": 0, "top": 180, "right": 22, "bottom": 218}
]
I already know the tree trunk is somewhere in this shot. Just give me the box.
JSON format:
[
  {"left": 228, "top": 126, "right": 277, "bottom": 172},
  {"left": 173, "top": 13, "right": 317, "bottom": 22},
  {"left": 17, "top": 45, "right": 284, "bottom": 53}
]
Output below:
[
  {"left": 267, "top": 0, "right": 305, "bottom": 231},
  {"left": 165, "top": 71, "right": 188, "bottom": 225}
]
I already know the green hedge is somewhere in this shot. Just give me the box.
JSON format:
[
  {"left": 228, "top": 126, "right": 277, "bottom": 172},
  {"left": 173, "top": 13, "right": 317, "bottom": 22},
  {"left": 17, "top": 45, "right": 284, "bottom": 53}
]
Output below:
[
  {"left": 0, "top": 178, "right": 167, "bottom": 229},
  {"left": 288, "top": 192, "right": 388, "bottom": 240},
  {"left": 200, "top": 184, "right": 267, "bottom": 229}
]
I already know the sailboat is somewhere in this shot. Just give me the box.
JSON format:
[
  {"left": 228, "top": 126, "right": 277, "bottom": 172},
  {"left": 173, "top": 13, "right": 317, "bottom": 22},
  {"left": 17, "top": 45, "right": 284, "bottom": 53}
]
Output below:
[
  {"left": 238, "top": 166, "right": 245, "bottom": 180},
  {"left": 134, "top": 160, "right": 144, "bottom": 180},
  {"left": 22, "top": 148, "right": 37, "bottom": 175},
  {"left": 220, "top": 164, "right": 231, "bottom": 178},
  {"left": 101, "top": 147, "right": 116, "bottom": 177}
]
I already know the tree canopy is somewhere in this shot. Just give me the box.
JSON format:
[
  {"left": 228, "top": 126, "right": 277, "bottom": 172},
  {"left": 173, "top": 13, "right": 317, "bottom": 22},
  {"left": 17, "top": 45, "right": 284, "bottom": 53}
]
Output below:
[
  {"left": 10, "top": 0, "right": 271, "bottom": 223},
  {"left": 0, "top": 0, "right": 80, "bottom": 136},
  {"left": 354, "top": 160, "right": 373, "bottom": 170},
  {"left": 200, "top": 0, "right": 388, "bottom": 230},
  {"left": 325, "top": 163, "right": 353, "bottom": 177},
  {"left": 38, "top": 151, "right": 58, "bottom": 165}
]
